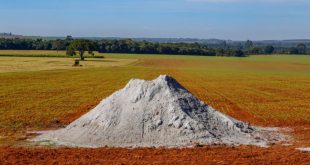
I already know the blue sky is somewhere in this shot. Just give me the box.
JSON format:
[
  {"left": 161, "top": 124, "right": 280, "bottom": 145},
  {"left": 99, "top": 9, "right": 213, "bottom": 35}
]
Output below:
[{"left": 0, "top": 0, "right": 310, "bottom": 40}]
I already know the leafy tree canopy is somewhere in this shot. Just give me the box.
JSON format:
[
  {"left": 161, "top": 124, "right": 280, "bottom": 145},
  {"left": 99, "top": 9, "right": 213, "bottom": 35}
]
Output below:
[{"left": 66, "top": 39, "right": 96, "bottom": 60}]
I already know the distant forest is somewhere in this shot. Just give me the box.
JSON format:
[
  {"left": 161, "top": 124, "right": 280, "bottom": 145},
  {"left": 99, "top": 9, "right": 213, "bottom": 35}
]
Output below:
[{"left": 0, "top": 35, "right": 309, "bottom": 57}]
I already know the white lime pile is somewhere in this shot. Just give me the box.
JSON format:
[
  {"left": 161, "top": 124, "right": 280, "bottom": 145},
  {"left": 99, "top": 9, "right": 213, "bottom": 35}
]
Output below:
[{"left": 34, "top": 75, "right": 283, "bottom": 148}]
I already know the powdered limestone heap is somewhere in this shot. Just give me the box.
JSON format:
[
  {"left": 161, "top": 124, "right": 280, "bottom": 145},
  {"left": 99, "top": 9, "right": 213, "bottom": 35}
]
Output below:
[{"left": 34, "top": 75, "right": 283, "bottom": 148}]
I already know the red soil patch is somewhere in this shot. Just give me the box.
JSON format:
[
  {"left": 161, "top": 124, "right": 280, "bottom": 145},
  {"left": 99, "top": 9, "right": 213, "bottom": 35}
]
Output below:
[
  {"left": 59, "top": 101, "right": 100, "bottom": 125},
  {"left": 0, "top": 146, "right": 309, "bottom": 164}
]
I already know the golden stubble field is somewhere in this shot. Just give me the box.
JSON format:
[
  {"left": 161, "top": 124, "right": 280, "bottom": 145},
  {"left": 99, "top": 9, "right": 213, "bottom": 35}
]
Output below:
[{"left": 0, "top": 51, "right": 309, "bottom": 163}]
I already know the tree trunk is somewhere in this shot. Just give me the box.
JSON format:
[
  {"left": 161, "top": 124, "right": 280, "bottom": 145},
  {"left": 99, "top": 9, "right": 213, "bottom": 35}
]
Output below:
[{"left": 79, "top": 51, "right": 85, "bottom": 61}]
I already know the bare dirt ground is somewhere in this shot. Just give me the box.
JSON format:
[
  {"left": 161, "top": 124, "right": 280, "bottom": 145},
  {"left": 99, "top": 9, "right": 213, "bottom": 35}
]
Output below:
[{"left": 1, "top": 146, "right": 309, "bottom": 165}]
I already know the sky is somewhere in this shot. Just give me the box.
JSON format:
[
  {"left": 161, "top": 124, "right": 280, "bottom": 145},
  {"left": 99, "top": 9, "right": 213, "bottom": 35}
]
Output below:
[{"left": 0, "top": 0, "right": 310, "bottom": 40}]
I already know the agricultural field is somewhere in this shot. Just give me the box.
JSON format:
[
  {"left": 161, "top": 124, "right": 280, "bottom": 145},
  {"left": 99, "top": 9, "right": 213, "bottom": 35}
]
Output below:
[
  {"left": 0, "top": 50, "right": 310, "bottom": 163},
  {"left": 0, "top": 50, "right": 69, "bottom": 57},
  {"left": 0, "top": 57, "right": 136, "bottom": 73}
]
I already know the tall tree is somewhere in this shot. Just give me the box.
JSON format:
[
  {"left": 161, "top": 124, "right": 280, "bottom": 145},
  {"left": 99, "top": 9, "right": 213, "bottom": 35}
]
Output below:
[
  {"left": 297, "top": 43, "right": 306, "bottom": 54},
  {"left": 234, "top": 49, "right": 246, "bottom": 57},
  {"left": 288, "top": 47, "right": 299, "bottom": 54},
  {"left": 66, "top": 39, "right": 97, "bottom": 60},
  {"left": 65, "top": 35, "right": 73, "bottom": 41},
  {"left": 221, "top": 41, "right": 227, "bottom": 49},
  {"left": 250, "top": 47, "right": 262, "bottom": 54},
  {"left": 52, "top": 39, "right": 66, "bottom": 52},
  {"left": 264, "top": 45, "right": 275, "bottom": 54},
  {"left": 245, "top": 40, "right": 254, "bottom": 50}
]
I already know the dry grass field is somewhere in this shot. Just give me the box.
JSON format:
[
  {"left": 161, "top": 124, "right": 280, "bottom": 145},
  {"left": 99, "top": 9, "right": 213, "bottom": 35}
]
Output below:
[
  {"left": 0, "top": 51, "right": 309, "bottom": 163},
  {"left": 0, "top": 57, "right": 136, "bottom": 73},
  {"left": 0, "top": 50, "right": 68, "bottom": 57}
]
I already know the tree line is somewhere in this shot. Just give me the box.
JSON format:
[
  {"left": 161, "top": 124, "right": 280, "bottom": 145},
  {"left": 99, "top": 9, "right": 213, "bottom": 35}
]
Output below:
[
  {"left": 0, "top": 37, "right": 308, "bottom": 59},
  {"left": 96, "top": 39, "right": 246, "bottom": 57},
  {"left": 242, "top": 40, "right": 308, "bottom": 55},
  {"left": 0, "top": 36, "right": 246, "bottom": 58}
]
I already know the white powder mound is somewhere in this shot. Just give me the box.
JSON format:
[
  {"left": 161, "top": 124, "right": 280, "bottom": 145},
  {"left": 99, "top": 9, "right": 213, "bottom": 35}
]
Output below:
[{"left": 34, "top": 75, "right": 284, "bottom": 148}]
